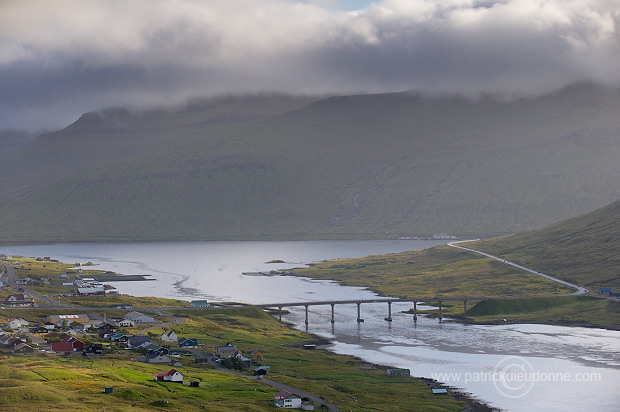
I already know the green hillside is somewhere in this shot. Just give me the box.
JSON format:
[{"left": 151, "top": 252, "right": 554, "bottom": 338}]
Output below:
[
  {"left": 2, "top": 84, "right": 620, "bottom": 242},
  {"left": 465, "top": 199, "right": 620, "bottom": 290}
]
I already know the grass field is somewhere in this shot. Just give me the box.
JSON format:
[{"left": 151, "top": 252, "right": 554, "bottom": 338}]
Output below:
[{"left": 0, "top": 306, "right": 477, "bottom": 411}]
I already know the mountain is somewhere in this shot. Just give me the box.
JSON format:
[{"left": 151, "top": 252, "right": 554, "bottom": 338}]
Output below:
[
  {"left": 466, "top": 198, "right": 620, "bottom": 290},
  {"left": 1, "top": 83, "right": 620, "bottom": 242}
]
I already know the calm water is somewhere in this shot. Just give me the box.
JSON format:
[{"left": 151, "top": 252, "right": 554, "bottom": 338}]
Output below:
[{"left": 2, "top": 240, "right": 619, "bottom": 411}]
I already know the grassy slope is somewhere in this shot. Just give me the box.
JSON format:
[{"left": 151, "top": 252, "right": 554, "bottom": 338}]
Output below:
[
  {"left": 0, "top": 307, "right": 472, "bottom": 412},
  {"left": 464, "top": 199, "right": 620, "bottom": 290},
  {"left": 3, "top": 84, "right": 620, "bottom": 241}
]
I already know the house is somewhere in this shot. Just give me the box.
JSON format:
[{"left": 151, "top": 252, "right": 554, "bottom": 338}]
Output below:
[
  {"left": 83, "top": 343, "right": 104, "bottom": 355},
  {"left": 386, "top": 368, "right": 410, "bottom": 378},
  {"left": 215, "top": 342, "right": 239, "bottom": 358},
  {"left": 233, "top": 352, "right": 252, "bottom": 368},
  {"left": 30, "top": 325, "right": 49, "bottom": 334},
  {"left": 110, "top": 333, "right": 128, "bottom": 343},
  {"left": 8, "top": 318, "right": 29, "bottom": 330},
  {"left": 190, "top": 300, "right": 209, "bottom": 308},
  {"left": 161, "top": 330, "right": 178, "bottom": 342},
  {"left": 274, "top": 390, "right": 302, "bottom": 408},
  {"left": 178, "top": 338, "right": 198, "bottom": 349},
  {"left": 58, "top": 273, "right": 69, "bottom": 279},
  {"left": 97, "top": 323, "right": 116, "bottom": 336},
  {"left": 117, "top": 319, "right": 135, "bottom": 327},
  {"left": 123, "top": 311, "right": 156, "bottom": 324},
  {"left": 51, "top": 335, "right": 85, "bottom": 352},
  {"left": 13, "top": 342, "right": 35, "bottom": 354},
  {"left": 142, "top": 352, "right": 173, "bottom": 364},
  {"left": 127, "top": 336, "right": 151, "bottom": 349},
  {"left": 153, "top": 369, "right": 183, "bottom": 382},
  {"left": 3, "top": 294, "right": 35, "bottom": 307},
  {"left": 249, "top": 349, "right": 264, "bottom": 361},
  {"left": 253, "top": 366, "right": 270, "bottom": 376}
]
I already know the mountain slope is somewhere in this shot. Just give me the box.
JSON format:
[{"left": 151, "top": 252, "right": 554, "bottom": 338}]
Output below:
[
  {"left": 2, "top": 84, "right": 620, "bottom": 242},
  {"left": 465, "top": 199, "right": 620, "bottom": 289}
]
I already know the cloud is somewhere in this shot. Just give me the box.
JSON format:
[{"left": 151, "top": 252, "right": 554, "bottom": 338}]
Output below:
[{"left": 1, "top": 0, "right": 619, "bottom": 130}]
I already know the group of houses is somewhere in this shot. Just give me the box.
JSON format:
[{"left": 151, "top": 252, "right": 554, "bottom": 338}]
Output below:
[{"left": 0, "top": 331, "right": 35, "bottom": 354}]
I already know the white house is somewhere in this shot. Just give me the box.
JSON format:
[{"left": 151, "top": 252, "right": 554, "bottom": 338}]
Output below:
[
  {"left": 124, "top": 311, "right": 156, "bottom": 324},
  {"left": 118, "top": 319, "right": 135, "bottom": 327},
  {"left": 154, "top": 369, "right": 183, "bottom": 382},
  {"left": 274, "top": 391, "right": 302, "bottom": 408},
  {"left": 8, "top": 318, "right": 29, "bottom": 330},
  {"left": 161, "top": 331, "right": 178, "bottom": 342}
]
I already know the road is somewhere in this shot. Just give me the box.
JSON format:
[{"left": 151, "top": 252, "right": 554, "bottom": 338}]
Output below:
[
  {"left": 448, "top": 241, "right": 589, "bottom": 295},
  {"left": 1, "top": 261, "right": 78, "bottom": 308}
]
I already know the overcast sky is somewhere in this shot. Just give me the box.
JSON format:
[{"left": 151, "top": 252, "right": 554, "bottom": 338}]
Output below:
[{"left": 1, "top": 0, "right": 619, "bottom": 131}]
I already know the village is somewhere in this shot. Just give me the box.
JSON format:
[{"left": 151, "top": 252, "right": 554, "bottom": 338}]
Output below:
[
  {"left": 0, "top": 255, "right": 341, "bottom": 410},
  {"left": 0, "top": 254, "right": 471, "bottom": 412}
]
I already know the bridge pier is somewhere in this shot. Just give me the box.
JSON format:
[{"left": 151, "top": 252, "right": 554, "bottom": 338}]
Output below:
[
  {"left": 330, "top": 303, "right": 335, "bottom": 324},
  {"left": 438, "top": 301, "right": 443, "bottom": 321},
  {"left": 278, "top": 306, "right": 282, "bottom": 322},
  {"left": 304, "top": 305, "right": 309, "bottom": 325},
  {"left": 356, "top": 302, "right": 364, "bottom": 323},
  {"left": 463, "top": 300, "right": 467, "bottom": 313},
  {"left": 413, "top": 301, "right": 417, "bottom": 322},
  {"left": 384, "top": 301, "right": 393, "bottom": 322}
]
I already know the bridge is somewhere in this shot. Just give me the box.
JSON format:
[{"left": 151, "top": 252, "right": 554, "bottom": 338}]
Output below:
[{"left": 256, "top": 297, "right": 490, "bottom": 324}]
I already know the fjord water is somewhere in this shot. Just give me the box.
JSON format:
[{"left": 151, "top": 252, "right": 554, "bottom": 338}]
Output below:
[{"left": 3, "top": 240, "right": 619, "bottom": 411}]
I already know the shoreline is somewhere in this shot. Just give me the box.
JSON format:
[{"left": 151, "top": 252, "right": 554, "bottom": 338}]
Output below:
[{"left": 281, "top": 320, "right": 500, "bottom": 411}]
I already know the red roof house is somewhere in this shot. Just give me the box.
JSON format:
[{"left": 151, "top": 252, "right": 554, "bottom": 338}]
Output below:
[{"left": 153, "top": 369, "right": 183, "bottom": 382}]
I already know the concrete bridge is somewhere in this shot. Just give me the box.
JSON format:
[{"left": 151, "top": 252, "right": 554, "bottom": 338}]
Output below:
[{"left": 257, "top": 297, "right": 490, "bottom": 324}]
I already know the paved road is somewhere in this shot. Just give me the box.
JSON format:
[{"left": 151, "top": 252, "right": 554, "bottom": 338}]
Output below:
[{"left": 448, "top": 241, "right": 589, "bottom": 295}]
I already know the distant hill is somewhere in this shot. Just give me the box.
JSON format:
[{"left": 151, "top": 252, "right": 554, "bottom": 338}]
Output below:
[
  {"left": 466, "top": 199, "right": 620, "bottom": 290},
  {"left": 2, "top": 84, "right": 620, "bottom": 242}
]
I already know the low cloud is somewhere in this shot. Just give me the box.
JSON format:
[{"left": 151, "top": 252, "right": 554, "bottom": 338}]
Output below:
[{"left": 1, "top": 0, "right": 619, "bottom": 130}]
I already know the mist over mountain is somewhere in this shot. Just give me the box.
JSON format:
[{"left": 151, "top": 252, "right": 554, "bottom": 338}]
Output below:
[{"left": 1, "top": 83, "right": 620, "bottom": 242}]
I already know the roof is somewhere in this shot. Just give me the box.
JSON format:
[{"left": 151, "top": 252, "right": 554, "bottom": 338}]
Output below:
[
  {"left": 163, "top": 369, "right": 180, "bottom": 376},
  {"left": 274, "top": 390, "right": 300, "bottom": 400}
]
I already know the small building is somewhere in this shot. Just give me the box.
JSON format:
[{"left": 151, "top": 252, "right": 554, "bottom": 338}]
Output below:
[
  {"left": 274, "top": 390, "right": 302, "bottom": 408},
  {"left": 8, "top": 318, "right": 29, "bottom": 330},
  {"left": 127, "top": 336, "right": 151, "bottom": 349},
  {"left": 13, "top": 342, "right": 35, "bottom": 354},
  {"left": 178, "top": 338, "right": 198, "bottom": 349},
  {"left": 123, "top": 311, "right": 156, "bottom": 324},
  {"left": 253, "top": 366, "right": 270, "bottom": 376},
  {"left": 250, "top": 349, "right": 264, "bottom": 361},
  {"left": 161, "top": 330, "right": 178, "bottom": 342},
  {"left": 386, "top": 368, "right": 410, "bottom": 378},
  {"left": 190, "top": 300, "right": 209, "bottom": 308},
  {"left": 432, "top": 388, "right": 448, "bottom": 394},
  {"left": 3, "top": 294, "right": 35, "bottom": 307},
  {"left": 142, "top": 353, "right": 173, "bottom": 364},
  {"left": 51, "top": 335, "right": 85, "bottom": 353},
  {"left": 117, "top": 319, "right": 135, "bottom": 327},
  {"left": 215, "top": 342, "right": 239, "bottom": 358},
  {"left": 84, "top": 343, "right": 104, "bottom": 355},
  {"left": 153, "top": 369, "right": 183, "bottom": 382}
]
